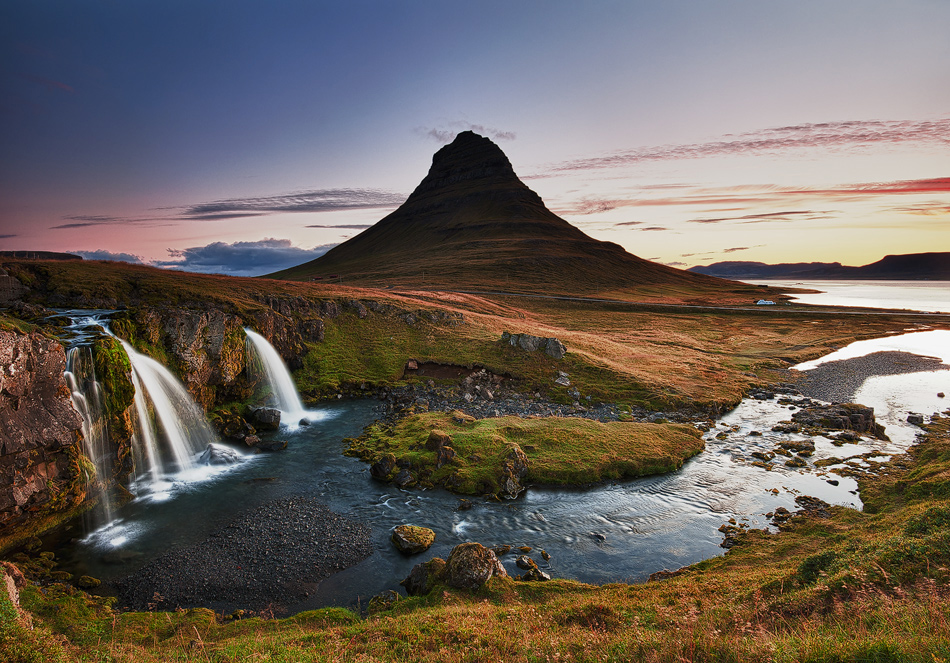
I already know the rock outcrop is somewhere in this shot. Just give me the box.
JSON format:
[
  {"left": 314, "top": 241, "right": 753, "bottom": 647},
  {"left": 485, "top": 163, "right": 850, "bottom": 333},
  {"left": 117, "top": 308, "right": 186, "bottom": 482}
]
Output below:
[
  {"left": 501, "top": 332, "right": 567, "bottom": 359},
  {"left": 0, "top": 330, "right": 85, "bottom": 538},
  {"left": 401, "top": 542, "right": 507, "bottom": 595}
]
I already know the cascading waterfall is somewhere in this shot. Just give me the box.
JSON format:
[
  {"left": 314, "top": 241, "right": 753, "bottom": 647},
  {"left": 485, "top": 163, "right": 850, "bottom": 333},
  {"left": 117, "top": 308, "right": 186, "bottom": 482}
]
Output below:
[
  {"left": 118, "top": 339, "right": 218, "bottom": 483},
  {"left": 64, "top": 345, "right": 115, "bottom": 523},
  {"left": 62, "top": 312, "right": 237, "bottom": 509},
  {"left": 244, "top": 328, "right": 309, "bottom": 423}
]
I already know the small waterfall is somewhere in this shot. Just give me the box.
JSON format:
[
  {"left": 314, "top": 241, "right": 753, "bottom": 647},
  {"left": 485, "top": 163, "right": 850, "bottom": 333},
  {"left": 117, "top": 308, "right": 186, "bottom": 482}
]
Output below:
[
  {"left": 64, "top": 346, "right": 114, "bottom": 523},
  {"left": 244, "top": 328, "right": 309, "bottom": 422},
  {"left": 119, "top": 340, "right": 218, "bottom": 481}
]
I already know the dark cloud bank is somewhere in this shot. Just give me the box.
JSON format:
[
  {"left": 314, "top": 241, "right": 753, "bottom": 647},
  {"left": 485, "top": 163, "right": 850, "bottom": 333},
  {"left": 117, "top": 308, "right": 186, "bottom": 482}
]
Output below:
[{"left": 78, "top": 239, "right": 337, "bottom": 277}]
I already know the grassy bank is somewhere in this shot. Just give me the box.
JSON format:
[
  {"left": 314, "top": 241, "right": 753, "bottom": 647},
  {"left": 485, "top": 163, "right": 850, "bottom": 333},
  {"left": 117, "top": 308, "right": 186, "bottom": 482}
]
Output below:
[
  {"left": 5, "top": 413, "right": 949, "bottom": 662},
  {"left": 345, "top": 411, "right": 704, "bottom": 496}
]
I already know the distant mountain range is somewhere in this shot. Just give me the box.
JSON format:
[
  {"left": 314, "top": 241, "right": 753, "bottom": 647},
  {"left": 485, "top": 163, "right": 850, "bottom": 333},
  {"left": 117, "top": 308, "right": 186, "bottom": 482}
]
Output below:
[
  {"left": 688, "top": 253, "right": 950, "bottom": 280},
  {"left": 268, "top": 131, "right": 766, "bottom": 303}
]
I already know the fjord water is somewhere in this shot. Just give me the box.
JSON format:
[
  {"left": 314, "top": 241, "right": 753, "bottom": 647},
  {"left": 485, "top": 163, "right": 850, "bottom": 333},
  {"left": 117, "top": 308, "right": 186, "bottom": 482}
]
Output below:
[{"left": 748, "top": 279, "right": 950, "bottom": 313}]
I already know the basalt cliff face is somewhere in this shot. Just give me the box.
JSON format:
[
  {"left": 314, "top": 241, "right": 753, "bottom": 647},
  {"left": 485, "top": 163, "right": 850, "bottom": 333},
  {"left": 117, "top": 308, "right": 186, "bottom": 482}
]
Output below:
[{"left": 0, "top": 330, "right": 85, "bottom": 539}]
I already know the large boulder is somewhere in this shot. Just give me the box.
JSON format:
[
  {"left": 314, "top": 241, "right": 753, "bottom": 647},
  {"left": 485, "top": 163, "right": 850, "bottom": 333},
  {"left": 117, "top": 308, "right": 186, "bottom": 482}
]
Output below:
[
  {"left": 442, "top": 542, "right": 508, "bottom": 590},
  {"left": 391, "top": 525, "right": 436, "bottom": 555},
  {"left": 498, "top": 443, "right": 529, "bottom": 499},
  {"left": 198, "top": 444, "right": 242, "bottom": 466},
  {"left": 251, "top": 407, "right": 281, "bottom": 430},
  {"left": 401, "top": 558, "right": 446, "bottom": 596}
]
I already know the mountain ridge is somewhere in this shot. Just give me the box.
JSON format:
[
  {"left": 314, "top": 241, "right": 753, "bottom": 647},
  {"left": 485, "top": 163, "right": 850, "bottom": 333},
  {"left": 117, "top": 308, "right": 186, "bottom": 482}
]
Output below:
[{"left": 689, "top": 252, "right": 950, "bottom": 280}]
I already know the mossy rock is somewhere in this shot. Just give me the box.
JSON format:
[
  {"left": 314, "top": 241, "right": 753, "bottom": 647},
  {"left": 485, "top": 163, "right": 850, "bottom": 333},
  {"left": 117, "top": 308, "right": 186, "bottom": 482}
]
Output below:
[{"left": 391, "top": 525, "right": 436, "bottom": 554}]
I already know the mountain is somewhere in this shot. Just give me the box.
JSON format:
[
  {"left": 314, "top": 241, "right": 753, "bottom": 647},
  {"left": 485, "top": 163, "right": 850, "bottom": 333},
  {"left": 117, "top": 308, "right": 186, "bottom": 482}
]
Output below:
[
  {"left": 269, "top": 132, "right": 761, "bottom": 302},
  {"left": 690, "top": 253, "right": 950, "bottom": 280}
]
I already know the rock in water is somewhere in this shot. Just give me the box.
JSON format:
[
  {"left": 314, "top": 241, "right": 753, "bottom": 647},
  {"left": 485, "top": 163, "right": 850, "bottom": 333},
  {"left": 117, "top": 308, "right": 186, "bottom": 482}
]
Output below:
[
  {"left": 391, "top": 525, "right": 436, "bottom": 555},
  {"left": 198, "top": 444, "right": 242, "bottom": 466},
  {"left": 251, "top": 407, "right": 281, "bottom": 430},
  {"left": 442, "top": 542, "right": 508, "bottom": 590}
]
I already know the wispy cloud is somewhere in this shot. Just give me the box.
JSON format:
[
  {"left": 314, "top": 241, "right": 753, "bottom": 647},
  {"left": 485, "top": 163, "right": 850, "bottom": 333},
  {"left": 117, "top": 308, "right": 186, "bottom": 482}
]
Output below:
[
  {"left": 890, "top": 203, "right": 950, "bottom": 216},
  {"left": 0, "top": 234, "right": 17, "bottom": 239},
  {"left": 51, "top": 214, "right": 176, "bottom": 229},
  {"left": 640, "top": 226, "right": 667, "bottom": 231},
  {"left": 154, "top": 238, "right": 337, "bottom": 277},
  {"left": 416, "top": 122, "right": 516, "bottom": 143},
  {"left": 305, "top": 224, "right": 374, "bottom": 229},
  {"left": 688, "top": 210, "right": 835, "bottom": 224},
  {"left": 545, "top": 119, "right": 950, "bottom": 173},
  {"left": 179, "top": 189, "right": 405, "bottom": 219},
  {"left": 558, "top": 177, "right": 950, "bottom": 219}
]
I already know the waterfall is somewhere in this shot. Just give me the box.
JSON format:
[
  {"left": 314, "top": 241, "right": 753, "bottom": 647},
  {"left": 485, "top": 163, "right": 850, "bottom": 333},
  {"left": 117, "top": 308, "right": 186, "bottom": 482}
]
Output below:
[
  {"left": 118, "top": 340, "right": 218, "bottom": 481},
  {"left": 64, "top": 346, "right": 115, "bottom": 524},
  {"left": 244, "top": 328, "right": 309, "bottom": 423}
]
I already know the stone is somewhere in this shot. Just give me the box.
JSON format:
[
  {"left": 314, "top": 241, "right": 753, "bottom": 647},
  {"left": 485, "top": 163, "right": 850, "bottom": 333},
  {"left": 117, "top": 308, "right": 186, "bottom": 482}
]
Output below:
[
  {"left": 401, "top": 557, "right": 446, "bottom": 596},
  {"left": 554, "top": 371, "right": 570, "bottom": 387},
  {"left": 442, "top": 542, "right": 508, "bottom": 590},
  {"left": 243, "top": 435, "right": 261, "bottom": 447},
  {"left": 515, "top": 555, "right": 537, "bottom": 570},
  {"left": 785, "top": 456, "right": 807, "bottom": 468},
  {"left": 491, "top": 544, "right": 511, "bottom": 556},
  {"left": 907, "top": 413, "right": 925, "bottom": 425},
  {"left": 370, "top": 453, "right": 397, "bottom": 480},
  {"left": 393, "top": 468, "right": 415, "bottom": 488},
  {"left": 435, "top": 445, "right": 456, "bottom": 468},
  {"left": 406, "top": 359, "right": 419, "bottom": 371},
  {"left": 367, "top": 589, "right": 401, "bottom": 614},
  {"left": 426, "top": 429, "right": 452, "bottom": 451},
  {"left": 519, "top": 567, "right": 550, "bottom": 582},
  {"left": 77, "top": 575, "right": 101, "bottom": 589},
  {"left": 198, "top": 444, "right": 242, "bottom": 466},
  {"left": 544, "top": 337, "right": 567, "bottom": 359},
  {"left": 251, "top": 407, "right": 281, "bottom": 430},
  {"left": 391, "top": 525, "right": 436, "bottom": 555}
]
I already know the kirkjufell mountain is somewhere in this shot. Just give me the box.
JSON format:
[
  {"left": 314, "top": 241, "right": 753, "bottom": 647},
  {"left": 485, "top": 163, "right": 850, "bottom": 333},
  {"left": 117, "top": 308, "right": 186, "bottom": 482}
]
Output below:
[{"left": 270, "top": 132, "right": 760, "bottom": 302}]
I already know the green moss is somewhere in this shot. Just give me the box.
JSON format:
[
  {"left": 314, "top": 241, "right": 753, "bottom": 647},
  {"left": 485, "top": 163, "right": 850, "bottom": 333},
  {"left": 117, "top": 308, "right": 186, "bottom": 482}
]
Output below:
[{"left": 347, "top": 411, "right": 704, "bottom": 496}]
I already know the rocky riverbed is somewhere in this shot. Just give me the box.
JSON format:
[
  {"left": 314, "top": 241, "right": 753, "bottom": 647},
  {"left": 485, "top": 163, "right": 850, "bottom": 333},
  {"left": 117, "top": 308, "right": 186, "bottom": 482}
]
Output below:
[{"left": 114, "top": 497, "right": 372, "bottom": 614}]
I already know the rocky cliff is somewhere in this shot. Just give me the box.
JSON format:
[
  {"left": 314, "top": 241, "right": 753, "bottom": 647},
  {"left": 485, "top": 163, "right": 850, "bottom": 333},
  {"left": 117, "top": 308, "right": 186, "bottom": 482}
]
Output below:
[{"left": 0, "top": 330, "right": 85, "bottom": 545}]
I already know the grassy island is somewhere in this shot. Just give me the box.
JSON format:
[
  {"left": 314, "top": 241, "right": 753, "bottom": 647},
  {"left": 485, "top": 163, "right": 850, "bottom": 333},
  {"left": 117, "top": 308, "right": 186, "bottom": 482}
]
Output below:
[{"left": 346, "top": 411, "right": 705, "bottom": 497}]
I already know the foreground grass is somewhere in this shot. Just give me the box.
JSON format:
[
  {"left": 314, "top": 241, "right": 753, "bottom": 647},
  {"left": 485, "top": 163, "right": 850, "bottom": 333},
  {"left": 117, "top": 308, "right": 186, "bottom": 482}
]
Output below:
[
  {"left": 7, "top": 415, "right": 950, "bottom": 662},
  {"left": 345, "top": 411, "right": 704, "bottom": 496}
]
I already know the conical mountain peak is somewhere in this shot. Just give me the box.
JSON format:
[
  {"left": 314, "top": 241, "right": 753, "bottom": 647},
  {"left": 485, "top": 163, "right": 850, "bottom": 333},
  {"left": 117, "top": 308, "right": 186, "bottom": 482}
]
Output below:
[
  {"left": 269, "top": 132, "right": 754, "bottom": 302},
  {"left": 405, "top": 131, "right": 533, "bottom": 204}
]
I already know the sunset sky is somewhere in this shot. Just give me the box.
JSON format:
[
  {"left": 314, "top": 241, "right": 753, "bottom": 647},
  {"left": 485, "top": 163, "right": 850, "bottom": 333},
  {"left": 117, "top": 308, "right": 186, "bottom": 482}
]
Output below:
[{"left": 1, "top": 1, "right": 948, "bottom": 276}]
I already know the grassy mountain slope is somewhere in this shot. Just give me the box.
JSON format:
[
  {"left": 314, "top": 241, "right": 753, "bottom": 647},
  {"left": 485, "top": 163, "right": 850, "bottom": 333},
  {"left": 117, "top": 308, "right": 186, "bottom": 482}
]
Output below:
[{"left": 269, "top": 132, "right": 767, "bottom": 304}]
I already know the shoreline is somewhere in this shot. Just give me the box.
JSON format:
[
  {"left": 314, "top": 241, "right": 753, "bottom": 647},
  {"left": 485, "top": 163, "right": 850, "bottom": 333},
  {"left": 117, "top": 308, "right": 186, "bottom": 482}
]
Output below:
[{"left": 790, "top": 350, "right": 949, "bottom": 404}]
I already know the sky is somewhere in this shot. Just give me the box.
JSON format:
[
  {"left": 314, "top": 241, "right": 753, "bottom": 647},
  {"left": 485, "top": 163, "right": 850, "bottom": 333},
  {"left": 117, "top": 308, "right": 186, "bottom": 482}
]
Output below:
[{"left": 1, "top": 0, "right": 948, "bottom": 277}]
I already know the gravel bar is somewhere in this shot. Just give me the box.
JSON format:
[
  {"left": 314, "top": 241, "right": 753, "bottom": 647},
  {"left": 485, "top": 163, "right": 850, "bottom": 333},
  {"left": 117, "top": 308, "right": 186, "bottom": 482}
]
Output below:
[
  {"left": 115, "top": 496, "right": 372, "bottom": 614},
  {"left": 794, "top": 350, "right": 949, "bottom": 403}
]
